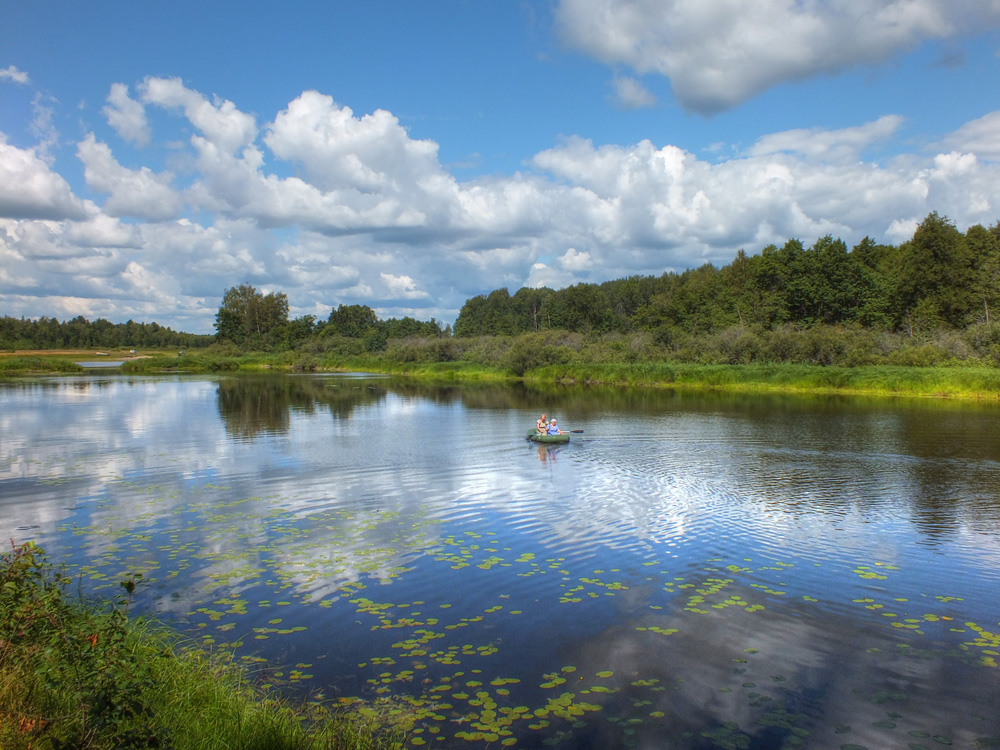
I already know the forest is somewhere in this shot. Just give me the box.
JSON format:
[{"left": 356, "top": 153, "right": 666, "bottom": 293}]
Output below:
[
  {"left": 0, "top": 315, "right": 215, "bottom": 351},
  {"left": 454, "top": 212, "right": 1000, "bottom": 337},
  {"left": 4, "top": 213, "right": 1000, "bottom": 371}
]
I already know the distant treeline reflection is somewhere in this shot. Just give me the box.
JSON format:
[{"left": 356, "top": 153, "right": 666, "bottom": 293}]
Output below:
[{"left": 215, "top": 376, "right": 390, "bottom": 439}]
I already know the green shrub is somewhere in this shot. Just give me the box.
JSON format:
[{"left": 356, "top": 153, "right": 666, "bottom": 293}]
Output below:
[
  {"left": 885, "top": 342, "right": 950, "bottom": 367},
  {"left": 459, "top": 336, "right": 514, "bottom": 367},
  {"left": 502, "top": 333, "right": 576, "bottom": 376},
  {"left": 965, "top": 322, "right": 1000, "bottom": 358},
  {"left": 384, "top": 336, "right": 460, "bottom": 363},
  {"left": 304, "top": 335, "right": 367, "bottom": 357},
  {"left": 0, "top": 542, "right": 403, "bottom": 750},
  {"left": 206, "top": 340, "right": 242, "bottom": 357},
  {"left": 0, "top": 542, "right": 159, "bottom": 749},
  {"left": 713, "top": 326, "right": 764, "bottom": 365},
  {"left": 363, "top": 328, "right": 388, "bottom": 353}
]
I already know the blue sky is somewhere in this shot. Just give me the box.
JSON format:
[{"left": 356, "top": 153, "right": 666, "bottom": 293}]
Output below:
[{"left": 2, "top": 0, "right": 1000, "bottom": 333}]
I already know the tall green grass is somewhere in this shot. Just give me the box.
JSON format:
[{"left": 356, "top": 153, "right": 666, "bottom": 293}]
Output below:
[
  {"left": 0, "top": 542, "right": 404, "bottom": 750},
  {"left": 527, "top": 363, "right": 1000, "bottom": 400},
  {"left": 323, "top": 358, "right": 513, "bottom": 381},
  {"left": 0, "top": 356, "right": 85, "bottom": 374},
  {"left": 13, "top": 344, "right": 1000, "bottom": 401}
]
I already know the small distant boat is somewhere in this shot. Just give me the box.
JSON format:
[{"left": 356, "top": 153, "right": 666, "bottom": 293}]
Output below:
[{"left": 526, "top": 431, "right": 570, "bottom": 444}]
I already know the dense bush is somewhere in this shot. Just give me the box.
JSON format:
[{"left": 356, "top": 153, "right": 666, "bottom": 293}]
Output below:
[
  {"left": 385, "top": 336, "right": 461, "bottom": 363},
  {"left": 502, "top": 334, "right": 575, "bottom": 376},
  {"left": 297, "top": 334, "right": 367, "bottom": 357}
]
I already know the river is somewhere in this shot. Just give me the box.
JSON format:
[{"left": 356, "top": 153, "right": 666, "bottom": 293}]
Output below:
[{"left": 2, "top": 373, "right": 998, "bottom": 749}]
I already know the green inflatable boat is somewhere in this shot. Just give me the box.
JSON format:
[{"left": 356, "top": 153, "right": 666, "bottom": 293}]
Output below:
[{"left": 526, "top": 431, "right": 570, "bottom": 444}]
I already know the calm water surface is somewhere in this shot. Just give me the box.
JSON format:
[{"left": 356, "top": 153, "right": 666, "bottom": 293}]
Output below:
[{"left": 2, "top": 373, "right": 999, "bottom": 749}]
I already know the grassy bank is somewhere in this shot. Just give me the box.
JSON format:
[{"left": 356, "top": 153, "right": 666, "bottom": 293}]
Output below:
[
  {"left": 118, "top": 352, "right": 516, "bottom": 382},
  {"left": 0, "top": 348, "right": 170, "bottom": 375},
  {"left": 7, "top": 348, "right": 1000, "bottom": 400},
  {"left": 0, "top": 542, "right": 403, "bottom": 750},
  {"left": 322, "top": 359, "right": 1000, "bottom": 400},
  {"left": 0, "top": 356, "right": 86, "bottom": 374},
  {"left": 524, "top": 362, "right": 1000, "bottom": 399}
]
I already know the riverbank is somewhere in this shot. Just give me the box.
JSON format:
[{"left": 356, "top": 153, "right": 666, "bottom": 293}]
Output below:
[
  {"left": 0, "top": 542, "right": 403, "bottom": 750},
  {"left": 0, "top": 348, "right": 153, "bottom": 374},
  {"left": 4, "top": 349, "right": 1000, "bottom": 400},
  {"left": 288, "top": 358, "right": 1000, "bottom": 401},
  {"left": 525, "top": 361, "right": 1000, "bottom": 400},
  {"left": 301, "top": 358, "right": 1000, "bottom": 400}
]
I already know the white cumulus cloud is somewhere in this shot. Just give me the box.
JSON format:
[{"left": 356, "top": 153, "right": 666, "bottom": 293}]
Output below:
[
  {"left": 560, "top": 247, "right": 594, "bottom": 271},
  {"left": 938, "top": 111, "right": 1000, "bottom": 161},
  {"left": 380, "top": 272, "right": 430, "bottom": 300},
  {"left": 555, "top": 0, "right": 1000, "bottom": 113},
  {"left": 77, "top": 134, "right": 182, "bottom": 220},
  {"left": 750, "top": 115, "right": 906, "bottom": 160},
  {"left": 265, "top": 91, "right": 445, "bottom": 194},
  {"left": 140, "top": 77, "right": 258, "bottom": 153},
  {"left": 611, "top": 76, "right": 657, "bottom": 109},
  {"left": 103, "top": 83, "right": 150, "bottom": 146},
  {"left": 64, "top": 214, "right": 142, "bottom": 249},
  {"left": 3, "top": 78, "right": 1000, "bottom": 332},
  {"left": 0, "top": 136, "right": 90, "bottom": 221},
  {"left": 0, "top": 66, "right": 29, "bottom": 84}
]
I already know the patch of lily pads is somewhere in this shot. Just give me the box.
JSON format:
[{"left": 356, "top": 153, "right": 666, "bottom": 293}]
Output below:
[{"left": 47, "top": 480, "right": 1000, "bottom": 749}]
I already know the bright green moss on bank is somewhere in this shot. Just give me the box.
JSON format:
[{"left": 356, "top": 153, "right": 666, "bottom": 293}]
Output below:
[{"left": 0, "top": 542, "right": 403, "bottom": 750}]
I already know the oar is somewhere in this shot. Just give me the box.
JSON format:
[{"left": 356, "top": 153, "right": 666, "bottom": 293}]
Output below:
[{"left": 568, "top": 429, "right": 584, "bottom": 433}]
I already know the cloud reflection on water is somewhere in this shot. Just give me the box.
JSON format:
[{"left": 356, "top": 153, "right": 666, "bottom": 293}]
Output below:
[{"left": 2, "top": 375, "right": 999, "bottom": 748}]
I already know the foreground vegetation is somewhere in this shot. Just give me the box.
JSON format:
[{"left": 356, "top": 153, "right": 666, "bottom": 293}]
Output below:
[{"left": 0, "top": 542, "right": 403, "bottom": 750}]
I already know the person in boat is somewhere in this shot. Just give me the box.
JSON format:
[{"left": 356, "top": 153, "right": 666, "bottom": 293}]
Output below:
[
  {"left": 546, "top": 418, "right": 564, "bottom": 435},
  {"left": 536, "top": 413, "right": 549, "bottom": 434}
]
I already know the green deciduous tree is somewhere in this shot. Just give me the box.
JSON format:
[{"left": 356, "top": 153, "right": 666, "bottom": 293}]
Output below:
[
  {"left": 285, "top": 315, "right": 317, "bottom": 348},
  {"left": 542, "top": 283, "right": 613, "bottom": 333},
  {"left": 327, "top": 304, "right": 378, "bottom": 338},
  {"left": 215, "top": 284, "right": 289, "bottom": 346},
  {"left": 967, "top": 223, "right": 1000, "bottom": 325},
  {"left": 848, "top": 237, "right": 895, "bottom": 329},
  {"left": 893, "top": 213, "right": 973, "bottom": 331}
]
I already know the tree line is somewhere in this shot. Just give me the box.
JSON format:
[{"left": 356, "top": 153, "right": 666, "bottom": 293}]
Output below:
[
  {"left": 212, "top": 283, "right": 448, "bottom": 353},
  {"left": 6, "top": 212, "right": 1000, "bottom": 370},
  {"left": 0, "top": 315, "right": 214, "bottom": 351},
  {"left": 453, "top": 213, "right": 1000, "bottom": 339},
  {"left": 0, "top": 288, "right": 446, "bottom": 353}
]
